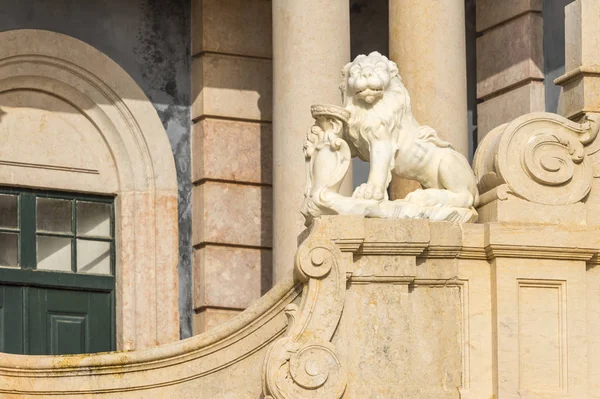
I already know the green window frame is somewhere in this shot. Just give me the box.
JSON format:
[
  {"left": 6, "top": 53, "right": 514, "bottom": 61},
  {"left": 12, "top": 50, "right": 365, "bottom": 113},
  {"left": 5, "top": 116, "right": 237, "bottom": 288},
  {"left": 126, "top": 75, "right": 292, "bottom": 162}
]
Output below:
[{"left": 0, "top": 187, "right": 116, "bottom": 291}]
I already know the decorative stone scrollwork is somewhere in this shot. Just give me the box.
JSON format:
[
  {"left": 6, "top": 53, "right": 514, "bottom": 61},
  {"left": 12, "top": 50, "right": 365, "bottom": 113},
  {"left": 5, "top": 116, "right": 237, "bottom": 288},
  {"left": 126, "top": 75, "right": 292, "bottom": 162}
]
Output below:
[
  {"left": 301, "top": 104, "right": 353, "bottom": 226},
  {"left": 474, "top": 112, "right": 600, "bottom": 206},
  {"left": 263, "top": 221, "right": 347, "bottom": 399},
  {"left": 288, "top": 342, "right": 345, "bottom": 391},
  {"left": 296, "top": 245, "right": 335, "bottom": 280},
  {"left": 263, "top": 336, "right": 346, "bottom": 399}
]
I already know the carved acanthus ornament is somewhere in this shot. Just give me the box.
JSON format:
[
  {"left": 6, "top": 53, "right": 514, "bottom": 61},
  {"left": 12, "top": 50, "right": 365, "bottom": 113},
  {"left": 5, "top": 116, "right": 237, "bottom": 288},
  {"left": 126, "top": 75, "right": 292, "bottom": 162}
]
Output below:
[
  {"left": 473, "top": 112, "right": 600, "bottom": 206},
  {"left": 262, "top": 220, "right": 347, "bottom": 399}
]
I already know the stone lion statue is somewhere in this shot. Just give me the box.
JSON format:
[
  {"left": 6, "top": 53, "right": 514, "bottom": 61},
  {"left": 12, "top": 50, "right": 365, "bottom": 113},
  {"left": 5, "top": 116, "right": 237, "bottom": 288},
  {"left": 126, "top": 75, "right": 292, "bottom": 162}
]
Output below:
[{"left": 340, "top": 51, "right": 479, "bottom": 209}]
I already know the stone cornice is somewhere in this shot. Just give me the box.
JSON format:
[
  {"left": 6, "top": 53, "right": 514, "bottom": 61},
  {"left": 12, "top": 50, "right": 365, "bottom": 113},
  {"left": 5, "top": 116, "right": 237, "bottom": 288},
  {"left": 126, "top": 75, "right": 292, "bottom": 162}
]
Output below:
[
  {"left": 331, "top": 229, "right": 599, "bottom": 262},
  {"left": 331, "top": 238, "right": 364, "bottom": 252},
  {"left": 420, "top": 245, "right": 463, "bottom": 259},
  {"left": 554, "top": 65, "right": 600, "bottom": 85},
  {"left": 357, "top": 242, "right": 429, "bottom": 256},
  {"left": 484, "top": 245, "right": 597, "bottom": 261}
]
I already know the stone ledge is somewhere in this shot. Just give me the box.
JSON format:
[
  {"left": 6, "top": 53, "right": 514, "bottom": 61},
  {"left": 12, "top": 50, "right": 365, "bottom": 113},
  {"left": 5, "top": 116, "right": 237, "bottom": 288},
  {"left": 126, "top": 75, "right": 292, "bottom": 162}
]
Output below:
[
  {"left": 193, "top": 245, "right": 272, "bottom": 310},
  {"left": 192, "top": 181, "right": 273, "bottom": 248},
  {"left": 193, "top": 307, "right": 242, "bottom": 335},
  {"left": 476, "top": 12, "right": 543, "bottom": 99},
  {"left": 477, "top": 81, "right": 545, "bottom": 140},
  {"left": 191, "top": 53, "right": 273, "bottom": 122},
  {"left": 192, "top": 118, "right": 272, "bottom": 185},
  {"left": 476, "top": 0, "right": 541, "bottom": 32},
  {"left": 191, "top": 0, "right": 272, "bottom": 58}
]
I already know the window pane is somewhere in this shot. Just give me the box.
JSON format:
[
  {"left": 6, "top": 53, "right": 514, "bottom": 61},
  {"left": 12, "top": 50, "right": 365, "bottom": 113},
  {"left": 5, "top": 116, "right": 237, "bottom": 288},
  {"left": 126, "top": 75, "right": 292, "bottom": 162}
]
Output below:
[
  {"left": 37, "top": 236, "right": 72, "bottom": 272},
  {"left": 37, "top": 198, "right": 72, "bottom": 234},
  {"left": 76, "top": 240, "right": 110, "bottom": 275},
  {"left": 0, "top": 232, "right": 18, "bottom": 267},
  {"left": 0, "top": 194, "right": 18, "bottom": 229},
  {"left": 77, "top": 202, "right": 110, "bottom": 238}
]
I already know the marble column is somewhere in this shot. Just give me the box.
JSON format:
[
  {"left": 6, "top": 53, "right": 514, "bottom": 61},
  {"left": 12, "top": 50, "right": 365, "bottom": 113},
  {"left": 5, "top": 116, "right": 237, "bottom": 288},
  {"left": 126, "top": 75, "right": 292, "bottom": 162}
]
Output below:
[
  {"left": 272, "top": 0, "right": 350, "bottom": 281},
  {"left": 388, "top": 0, "right": 469, "bottom": 199}
]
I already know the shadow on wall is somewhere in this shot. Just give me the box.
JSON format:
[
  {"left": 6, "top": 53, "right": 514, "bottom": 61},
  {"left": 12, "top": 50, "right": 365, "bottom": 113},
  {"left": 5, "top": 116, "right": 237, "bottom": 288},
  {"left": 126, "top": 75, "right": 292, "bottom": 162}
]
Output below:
[
  {"left": 250, "top": 88, "right": 272, "bottom": 296},
  {"left": 259, "top": 89, "right": 273, "bottom": 295},
  {"left": 466, "top": 0, "right": 478, "bottom": 158},
  {"left": 350, "top": 0, "right": 389, "bottom": 189},
  {"left": 543, "top": 0, "right": 574, "bottom": 113}
]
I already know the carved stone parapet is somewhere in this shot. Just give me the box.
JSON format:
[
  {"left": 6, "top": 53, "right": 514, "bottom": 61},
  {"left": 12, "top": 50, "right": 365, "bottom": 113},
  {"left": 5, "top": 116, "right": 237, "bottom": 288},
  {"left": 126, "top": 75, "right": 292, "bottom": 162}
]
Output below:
[{"left": 473, "top": 112, "right": 600, "bottom": 222}]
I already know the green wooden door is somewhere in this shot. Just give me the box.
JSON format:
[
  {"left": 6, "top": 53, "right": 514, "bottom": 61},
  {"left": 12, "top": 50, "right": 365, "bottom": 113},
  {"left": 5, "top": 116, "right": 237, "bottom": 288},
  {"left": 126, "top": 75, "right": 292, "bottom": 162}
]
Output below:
[
  {"left": 0, "top": 285, "right": 24, "bottom": 353},
  {"left": 0, "top": 188, "right": 115, "bottom": 355},
  {"left": 28, "top": 287, "right": 113, "bottom": 355}
]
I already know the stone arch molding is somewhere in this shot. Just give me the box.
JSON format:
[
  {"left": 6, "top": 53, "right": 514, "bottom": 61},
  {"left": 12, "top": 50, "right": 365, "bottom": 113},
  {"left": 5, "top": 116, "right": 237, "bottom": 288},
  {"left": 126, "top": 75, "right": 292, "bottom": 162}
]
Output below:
[{"left": 0, "top": 29, "right": 179, "bottom": 349}]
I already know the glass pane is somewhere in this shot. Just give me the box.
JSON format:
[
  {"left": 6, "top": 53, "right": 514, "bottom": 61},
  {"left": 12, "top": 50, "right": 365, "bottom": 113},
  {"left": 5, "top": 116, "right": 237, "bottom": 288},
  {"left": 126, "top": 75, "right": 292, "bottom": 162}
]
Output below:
[
  {"left": 37, "top": 236, "right": 72, "bottom": 272},
  {"left": 76, "top": 240, "right": 110, "bottom": 275},
  {"left": 0, "top": 194, "right": 18, "bottom": 229},
  {"left": 77, "top": 202, "right": 111, "bottom": 238},
  {"left": 37, "top": 198, "right": 72, "bottom": 234},
  {"left": 0, "top": 232, "right": 18, "bottom": 267}
]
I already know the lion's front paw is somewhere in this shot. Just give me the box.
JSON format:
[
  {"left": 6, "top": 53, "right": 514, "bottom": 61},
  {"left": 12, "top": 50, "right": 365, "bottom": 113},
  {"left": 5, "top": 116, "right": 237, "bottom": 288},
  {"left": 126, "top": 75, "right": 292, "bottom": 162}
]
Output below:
[{"left": 353, "top": 183, "right": 385, "bottom": 200}]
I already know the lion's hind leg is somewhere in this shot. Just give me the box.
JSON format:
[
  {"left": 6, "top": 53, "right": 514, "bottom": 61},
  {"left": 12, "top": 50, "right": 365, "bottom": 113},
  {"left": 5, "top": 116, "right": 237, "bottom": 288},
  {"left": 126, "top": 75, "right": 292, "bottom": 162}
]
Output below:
[{"left": 405, "top": 152, "right": 477, "bottom": 208}]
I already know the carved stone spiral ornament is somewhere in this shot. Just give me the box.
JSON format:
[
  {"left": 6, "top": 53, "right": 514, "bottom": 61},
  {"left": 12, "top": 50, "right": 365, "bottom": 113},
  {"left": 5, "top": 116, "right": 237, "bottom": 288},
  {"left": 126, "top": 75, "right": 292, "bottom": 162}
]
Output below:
[
  {"left": 522, "top": 133, "right": 582, "bottom": 186},
  {"left": 296, "top": 245, "right": 334, "bottom": 280},
  {"left": 289, "top": 342, "right": 344, "bottom": 389},
  {"left": 264, "top": 338, "right": 346, "bottom": 399},
  {"left": 473, "top": 112, "right": 598, "bottom": 206}
]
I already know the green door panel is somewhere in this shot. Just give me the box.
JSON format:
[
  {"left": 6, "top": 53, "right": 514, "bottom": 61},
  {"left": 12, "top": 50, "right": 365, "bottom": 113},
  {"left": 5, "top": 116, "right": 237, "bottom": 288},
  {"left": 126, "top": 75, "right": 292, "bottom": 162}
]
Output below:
[
  {"left": 28, "top": 287, "right": 113, "bottom": 355},
  {"left": 0, "top": 285, "right": 24, "bottom": 354}
]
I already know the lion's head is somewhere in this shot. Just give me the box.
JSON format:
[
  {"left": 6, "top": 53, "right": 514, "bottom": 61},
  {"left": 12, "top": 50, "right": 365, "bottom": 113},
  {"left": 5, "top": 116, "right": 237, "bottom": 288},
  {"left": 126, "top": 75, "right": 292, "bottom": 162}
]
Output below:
[{"left": 341, "top": 51, "right": 400, "bottom": 105}]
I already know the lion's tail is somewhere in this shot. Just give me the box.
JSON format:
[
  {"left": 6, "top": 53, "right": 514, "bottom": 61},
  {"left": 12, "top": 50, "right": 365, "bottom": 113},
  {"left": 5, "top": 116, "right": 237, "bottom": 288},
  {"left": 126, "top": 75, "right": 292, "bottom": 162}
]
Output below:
[{"left": 417, "top": 126, "right": 453, "bottom": 148}]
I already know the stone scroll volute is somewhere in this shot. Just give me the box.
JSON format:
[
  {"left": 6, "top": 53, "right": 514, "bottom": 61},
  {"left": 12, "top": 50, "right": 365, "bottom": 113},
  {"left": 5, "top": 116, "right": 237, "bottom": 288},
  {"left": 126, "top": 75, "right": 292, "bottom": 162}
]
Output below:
[
  {"left": 262, "top": 220, "right": 347, "bottom": 399},
  {"left": 473, "top": 112, "right": 600, "bottom": 206}
]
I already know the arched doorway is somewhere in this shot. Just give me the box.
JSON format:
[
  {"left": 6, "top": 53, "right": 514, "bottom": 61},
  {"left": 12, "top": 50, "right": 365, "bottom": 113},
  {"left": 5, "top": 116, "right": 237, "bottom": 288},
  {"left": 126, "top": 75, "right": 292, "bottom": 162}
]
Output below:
[{"left": 0, "top": 30, "right": 179, "bottom": 351}]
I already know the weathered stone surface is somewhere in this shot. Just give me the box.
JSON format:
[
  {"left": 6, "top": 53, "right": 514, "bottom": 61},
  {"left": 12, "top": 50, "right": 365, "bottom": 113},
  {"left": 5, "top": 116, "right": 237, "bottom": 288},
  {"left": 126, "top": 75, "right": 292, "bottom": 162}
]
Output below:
[
  {"left": 191, "top": 53, "right": 272, "bottom": 121},
  {"left": 476, "top": 12, "right": 543, "bottom": 99},
  {"left": 192, "top": 181, "right": 272, "bottom": 248},
  {"left": 477, "top": 81, "right": 545, "bottom": 140},
  {"left": 476, "top": 0, "right": 541, "bottom": 32},
  {"left": 193, "top": 245, "right": 272, "bottom": 309},
  {"left": 192, "top": 118, "right": 272, "bottom": 184},
  {"left": 192, "top": 0, "right": 272, "bottom": 58}
]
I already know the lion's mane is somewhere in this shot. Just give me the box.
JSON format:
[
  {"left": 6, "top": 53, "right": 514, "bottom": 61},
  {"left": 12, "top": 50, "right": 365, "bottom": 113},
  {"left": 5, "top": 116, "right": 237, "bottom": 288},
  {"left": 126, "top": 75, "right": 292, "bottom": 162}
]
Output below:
[{"left": 342, "top": 65, "right": 451, "bottom": 162}]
